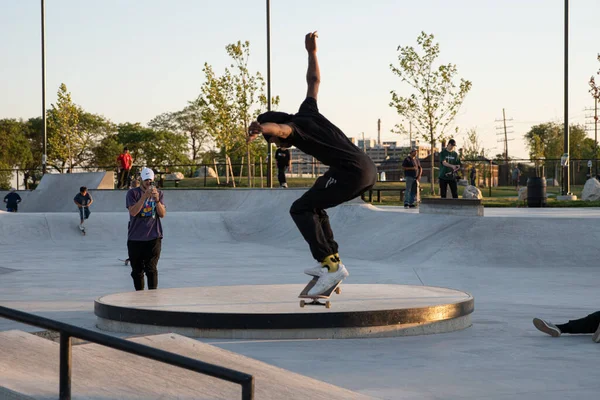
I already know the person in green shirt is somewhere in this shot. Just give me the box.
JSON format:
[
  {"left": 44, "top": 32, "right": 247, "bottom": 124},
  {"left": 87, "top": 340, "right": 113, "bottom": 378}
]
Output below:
[{"left": 438, "top": 139, "right": 462, "bottom": 198}]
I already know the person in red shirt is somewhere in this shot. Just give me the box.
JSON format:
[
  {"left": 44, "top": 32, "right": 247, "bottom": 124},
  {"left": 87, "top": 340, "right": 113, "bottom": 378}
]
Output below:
[{"left": 116, "top": 147, "right": 133, "bottom": 189}]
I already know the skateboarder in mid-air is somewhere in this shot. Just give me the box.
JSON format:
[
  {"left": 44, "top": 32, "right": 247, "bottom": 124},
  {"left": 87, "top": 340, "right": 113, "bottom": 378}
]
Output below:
[{"left": 247, "top": 32, "right": 377, "bottom": 296}]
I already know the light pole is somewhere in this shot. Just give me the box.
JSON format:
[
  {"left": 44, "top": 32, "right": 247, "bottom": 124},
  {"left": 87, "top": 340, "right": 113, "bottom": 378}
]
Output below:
[
  {"left": 265, "top": 0, "right": 273, "bottom": 188},
  {"left": 562, "top": 0, "right": 571, "bottom": 196},
  {"left": 41, "top": 0, "right": 47, "bottom": 175}
]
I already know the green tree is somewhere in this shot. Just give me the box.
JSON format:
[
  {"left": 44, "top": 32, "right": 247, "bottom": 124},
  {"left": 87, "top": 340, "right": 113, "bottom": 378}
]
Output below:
[
  {"left": 46, "top": 84, "right": 114, "bottom": 173},
  {"left": 524, "top": 122, "right": 591, "bottom": 178},
  {"left": 197, "top": 40, "right": 277, "bottom": 184},
  {"left": 390, "top": 32, "right": 472, "bottom": 192},
  {"left": 47, "top": 83, "right": 79, "bottom": 172},
  {"left": 0, "top": 119, "right": 33, "bottom": 189},
  {"left": 149, "top": 103, "right": 212, "bottom": 175},
  {"left": 461, "top": 128, "right": 485, "bottom": 160},
  {"left": 113, "top": 123, "right": 189, "bottom": 172}
]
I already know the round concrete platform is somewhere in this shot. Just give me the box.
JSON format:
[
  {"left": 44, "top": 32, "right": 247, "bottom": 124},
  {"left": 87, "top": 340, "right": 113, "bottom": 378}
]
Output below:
[{"left": 95, "top": 284, "right": 474, "bottom": 339}]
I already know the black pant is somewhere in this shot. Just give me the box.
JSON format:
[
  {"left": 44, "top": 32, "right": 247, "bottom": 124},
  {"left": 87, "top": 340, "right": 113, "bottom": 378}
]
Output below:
[
  {"left": 439, "top": 179, "right": 458, "bottom": 198},
  {"left": 127, "top": 238, "right": 162, "bottom": 290},
  {"left": 557, "top": 311, "right": 600, "bottom": 334},
  {"left": 118, "top": 169, "right": 130, "bottom": 188},
  {"left": 277, "top": 166, "right": 287, "bottom": 186},
  {"left": 78, "top": 207, "right": 90, "bottom": 221},
  {"left": 290, "top": 164, "right": 376, "bottom": 262}
]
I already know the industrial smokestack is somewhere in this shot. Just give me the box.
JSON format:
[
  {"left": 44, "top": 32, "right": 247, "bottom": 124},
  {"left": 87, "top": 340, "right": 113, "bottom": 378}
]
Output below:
[{"left": 377, "top": 119, "right": 381, "bottom": 146}]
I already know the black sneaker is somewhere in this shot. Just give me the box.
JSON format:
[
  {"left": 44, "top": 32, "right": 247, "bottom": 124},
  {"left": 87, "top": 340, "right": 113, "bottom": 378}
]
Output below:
[{"left": 404, "top": 204, "right": 409, "bottom": 209}]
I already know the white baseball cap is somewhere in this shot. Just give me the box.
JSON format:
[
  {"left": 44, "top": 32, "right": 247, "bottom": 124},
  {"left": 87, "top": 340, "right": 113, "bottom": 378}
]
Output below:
[{"left": 140, "top": 167, "right": 155, "bottom": 181}]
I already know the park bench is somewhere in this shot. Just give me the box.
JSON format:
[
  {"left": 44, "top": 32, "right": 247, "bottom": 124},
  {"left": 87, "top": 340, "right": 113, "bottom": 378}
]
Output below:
[{"left": 362, "top": 188, "right": 406, "bottom": 203}]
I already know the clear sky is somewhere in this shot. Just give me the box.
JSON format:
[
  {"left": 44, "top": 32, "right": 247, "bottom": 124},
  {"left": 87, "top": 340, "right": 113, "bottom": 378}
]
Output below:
[{"left": 1, "top": 0, "right": 599, "bottom": 159}]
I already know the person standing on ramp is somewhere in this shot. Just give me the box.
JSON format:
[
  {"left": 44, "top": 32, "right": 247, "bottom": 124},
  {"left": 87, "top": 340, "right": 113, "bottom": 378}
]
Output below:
[{"left": 247, "top": 32, "right": 377, "bottom": 296}]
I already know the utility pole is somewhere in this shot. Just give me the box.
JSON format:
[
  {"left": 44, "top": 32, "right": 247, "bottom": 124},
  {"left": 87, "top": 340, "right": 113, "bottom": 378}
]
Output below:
[
  {"left": 265, "top": 0, "right": 273, "bottom": 188},
  {"left": 361, "top": 132, "right": 365, "bottom": 152},
  {"left": 41, "top": 0, "right": 47, "bottom": 175},
  {"left": 562, "top": 0, "right": 571, "bottom": 196},
  {"left": 495, "top": 108, "right": 514, "bottom": 184},
  {"left": 409, "top": 121, "right": 412, "bottom": 148}
]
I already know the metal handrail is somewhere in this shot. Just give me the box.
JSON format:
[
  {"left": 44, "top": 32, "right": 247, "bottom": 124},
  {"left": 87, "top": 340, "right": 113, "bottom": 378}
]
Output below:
[{"left": 0, "top": 305, "right": 254, "bottom": 400}]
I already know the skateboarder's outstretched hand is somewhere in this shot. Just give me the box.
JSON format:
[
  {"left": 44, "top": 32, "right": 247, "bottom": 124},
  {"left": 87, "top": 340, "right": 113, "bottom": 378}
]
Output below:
[{"left": 305, "top": 31, "right": 318, "bottom": 53}]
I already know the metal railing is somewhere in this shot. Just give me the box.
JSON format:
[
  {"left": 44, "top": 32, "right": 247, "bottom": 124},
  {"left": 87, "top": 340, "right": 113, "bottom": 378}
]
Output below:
[{"left": 0, "top": 305, "right": 254, "bottom": 400}]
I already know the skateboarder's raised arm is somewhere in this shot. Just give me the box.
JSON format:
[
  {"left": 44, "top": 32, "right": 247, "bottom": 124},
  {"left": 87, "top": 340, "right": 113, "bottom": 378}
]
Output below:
[{"left": 305, "top": 31, "right": 320, "bottom": 100}]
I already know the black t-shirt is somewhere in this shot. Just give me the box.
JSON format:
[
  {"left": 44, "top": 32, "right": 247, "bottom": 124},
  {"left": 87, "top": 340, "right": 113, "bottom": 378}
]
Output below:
[
  {"left": 4, "top": 192, "right": 21, "bottom": 208},
  {"left": 285, "top": 97, "right": 371, "bottom": 171},
  {"left": 74, "top": 192, "right": 92, "bottom": 206},
  {"left": 402, "top": 156, "right": 421, "bottom": 178},
  {"left": 275, "top": 148, "right": 290, "bottom": 168}
]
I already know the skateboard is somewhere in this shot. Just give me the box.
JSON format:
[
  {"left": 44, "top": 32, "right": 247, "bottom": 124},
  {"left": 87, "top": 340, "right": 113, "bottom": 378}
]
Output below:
[
  {"left": 298, "top": 277, "right": 342, "bottom": 309},
  {"left": 118, "top": 259, "right": 130, "bottom": 266}
]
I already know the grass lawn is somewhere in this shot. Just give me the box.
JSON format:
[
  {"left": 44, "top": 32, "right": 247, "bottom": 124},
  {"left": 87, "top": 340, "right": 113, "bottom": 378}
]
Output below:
[{"left": 160, "top": 176, "right": 599, "bottom": 208}]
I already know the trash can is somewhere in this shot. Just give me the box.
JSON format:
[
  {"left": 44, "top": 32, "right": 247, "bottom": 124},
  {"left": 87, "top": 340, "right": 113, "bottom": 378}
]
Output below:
[{"left": 527, "top": 177, "right": 546, "bottom": 207}]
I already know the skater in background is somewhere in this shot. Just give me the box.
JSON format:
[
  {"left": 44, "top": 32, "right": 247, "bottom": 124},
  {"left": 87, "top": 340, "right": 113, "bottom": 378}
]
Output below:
[
  {"left": 402, "top": 147, "right": 421, "bottom": 208},
  {"left": 4, "top": 188, "right": 22, "bottom": 212},
  {"left": 126, "top": 167, "right": 166, "bottom": 290},
  {"left": 247, "top": 32, "right": 377, "bottom": 296},
  {"left": 438, "top": 139, "right": 461, "bottom": 198},
  {"left": 117, "top": 146, "right": 133, "bottom": 189},
  {"left": 275, "top": 144, "right": 292, "bottom": 188},
  {"left": 73, "top": 186, "right": 93, "bottom": 232}
]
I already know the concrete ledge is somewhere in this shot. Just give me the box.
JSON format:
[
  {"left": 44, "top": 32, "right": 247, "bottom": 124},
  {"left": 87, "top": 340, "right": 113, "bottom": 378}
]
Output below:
[{"left": 419, "top": 198, "right": 484, "bottom": 216}]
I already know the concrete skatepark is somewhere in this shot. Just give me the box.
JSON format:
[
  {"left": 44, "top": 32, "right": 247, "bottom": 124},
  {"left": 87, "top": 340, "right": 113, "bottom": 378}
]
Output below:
[{"left": 2, "top": 172, "right": 600, "bottom": 399}]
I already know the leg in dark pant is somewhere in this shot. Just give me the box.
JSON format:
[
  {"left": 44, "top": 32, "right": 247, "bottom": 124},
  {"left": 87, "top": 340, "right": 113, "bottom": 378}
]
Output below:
[
  {"left": 290, "top": 167, "right": 375, "bottom": 262},
  {"left": 127, "top": 239, "right": 161, "bottom": 290},
  {"left": 557, "top": 311, "right": 600, "bottom": 334},
  {"left": 128, "top": 240, "right": 146, "bottom": 290},
  {"left": 449, "top": 180, "right": 458, "bottom": 198},
  {"left": 277, "top": 167, "right": 286, "bottom": 186},
  {"left": 439, "top": 179, "right": 448, "bottom": 198},
  {"left": 143, "top": 238, "right": 161, "bottom": 290}
]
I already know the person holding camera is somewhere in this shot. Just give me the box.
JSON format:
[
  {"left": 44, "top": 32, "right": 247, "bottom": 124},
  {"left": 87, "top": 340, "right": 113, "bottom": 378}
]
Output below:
[
  {"left": 438, "top": 139, "right": 462, "bottom": 199},
  {"left": 125, "top": 167, "right": 166, "bottom": 290}
]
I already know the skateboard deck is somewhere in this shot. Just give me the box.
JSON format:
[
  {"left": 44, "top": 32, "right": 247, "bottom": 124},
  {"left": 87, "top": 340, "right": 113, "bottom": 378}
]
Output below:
[{"left": 298, "top": 277, "right": 342, "bottom": 308}]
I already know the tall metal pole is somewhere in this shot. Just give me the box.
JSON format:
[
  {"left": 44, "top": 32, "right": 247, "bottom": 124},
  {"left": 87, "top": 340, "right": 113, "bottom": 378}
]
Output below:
[
  {"left": 562, "top": 0, "right": 570, "bottom": 195},
  {"left": 595, "top": 96, "right": 598, "bottom": 177},
  {"left": 266, "top": 0, "right": 273, "bottom": 188},
  {"left": 41, "top": 0, "right": 47, "bottom": 175},
  {"left": 503, "top": 108, "right": 509, "bottom": 183}
]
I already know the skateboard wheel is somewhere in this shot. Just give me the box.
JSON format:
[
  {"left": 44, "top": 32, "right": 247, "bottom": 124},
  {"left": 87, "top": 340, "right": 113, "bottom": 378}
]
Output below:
[
  {"left": 300, "top": 300, "right": 306, "bottom": 308},
  {"left": 325, "top": 301, "right": 331, "bottom": 309},
  {"left": 335, "top": 287, "right": 341, "bottom": 295}
]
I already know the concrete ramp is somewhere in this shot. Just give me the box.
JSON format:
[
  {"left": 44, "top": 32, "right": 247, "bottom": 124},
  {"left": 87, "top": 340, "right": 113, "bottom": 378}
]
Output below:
[
  {"left": 35, "top": 172, "right": 114, "bottom": 191},
  {"left": 0, "top": 330, "right": 377, "bottom": 400},
  {"left": 1, "top": 172, "right": 114, "bottom": 213}
]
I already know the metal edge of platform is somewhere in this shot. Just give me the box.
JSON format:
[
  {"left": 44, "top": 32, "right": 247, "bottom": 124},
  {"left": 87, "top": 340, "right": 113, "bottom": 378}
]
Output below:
[
  {"left": 96, "top": 314, "right": 472, "bottom": 340},
  {"left": 94, "top": 294, "right": 474, "bottom": 330}
]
